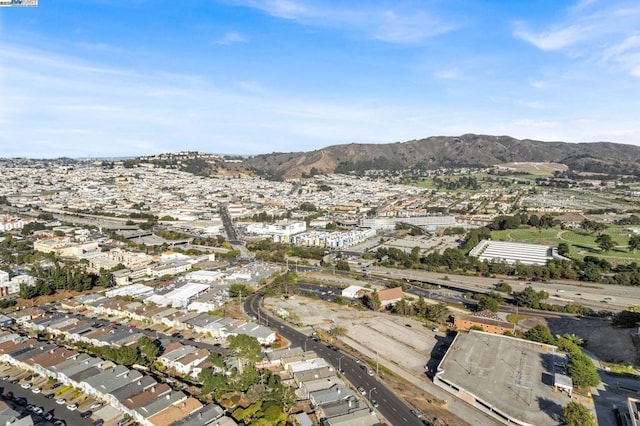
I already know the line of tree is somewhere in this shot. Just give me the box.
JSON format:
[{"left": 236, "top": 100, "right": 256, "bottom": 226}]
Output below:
[{"left": 523, "top": 325, "right": 600, "bottom": 388}]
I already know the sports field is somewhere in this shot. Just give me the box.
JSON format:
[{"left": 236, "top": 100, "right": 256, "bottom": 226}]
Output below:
[{"left": 491, "top": 226, "right": 640, "bottom": 263}]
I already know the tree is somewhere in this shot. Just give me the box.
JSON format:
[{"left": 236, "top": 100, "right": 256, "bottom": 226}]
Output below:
[
  {"left": 477, "top": 295, "right": 500, "bottom": 312},
  {"left": 335, "top": 260, "right": 350, "bottom": 271},
  {"left": 425, "top": 302, "right": 449, "bottom": 323},
  {"left": 523, "top": 324, "right": 555, "bottom": 344},
  {"left": 558, "top": 242, "right": 570, "bottom": 256},
  {"left": 629, "top": 235, "right": 640, "bottom": 253},
  {"left": 513, "top": 286, "right": 548, "bottom": 309},
  {"left": 563, "top": 402, "right": 595, "bottom": 426},
  {"left": 363, "top": 290, "right": 381, "bottom": 311},
  {"left": 595, "top": 234, "right": 615, "bottom": 252},
  {"left": 494, "top": 281, "right": 512, "bottom": 293},
  {"left": 228, "top": 283, "right": 249, "bottom": 298},
  {"left": 227, "top": 334, "right": 262, "bottom": 364},
  {"left": 138, "top": 336, "right": 160, "bottom": 362},
  {"left": 567, "top": 352, "right": 600, "bottom": 387}
]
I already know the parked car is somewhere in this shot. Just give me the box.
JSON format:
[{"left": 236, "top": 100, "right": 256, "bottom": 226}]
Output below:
[
  {"left": 371, "top": 399, "right": 379, "bottom": 408},
  {"left": 55, "top": 398, "right": 66, "bottom": 405},
  {"left": 81, "top": 410, "right": 92, "bottom": 418},
  {"left": 357, "top": 386, "right": 366, "bottom": 395},
  {"left": 367, "top": 370, "right": 374, "bottom": 376},
  {"left": 410, "top": 409, "right": 423, "bottom": 418},
  {"left": 20, "top": 382, "right": 32, "bottom": 389},
  {"left": 66, "top": 403, "right": 78, "bottom": 411},
  {"left": 89, "top": 402, "right": 103, "bottom": 410},
  {"left": 32, "top": 387, "right": 42, "bottom": 394}
]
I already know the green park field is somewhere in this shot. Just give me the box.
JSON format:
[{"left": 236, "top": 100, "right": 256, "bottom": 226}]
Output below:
[{"left": 491, "top": 225, "right": 640, "bottom": 263}]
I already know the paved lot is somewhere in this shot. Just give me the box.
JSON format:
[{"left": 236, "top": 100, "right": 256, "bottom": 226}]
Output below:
[{"left": 266, "top": 296, "right": 438, "bottom": 378}]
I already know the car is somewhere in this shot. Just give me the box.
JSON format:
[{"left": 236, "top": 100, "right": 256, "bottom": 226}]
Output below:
[
  {"left": 0, "top": 375, "right": 9, "bottom": 380},
  {"left": 33, "top": 406, "right": 44, "bottom": 415},
  {"left": 9, "top": 379, "right": 19, "bottom": 384},
  {"left": 432, "top": 327, "right": 439, "bottom": 332},
  {"left": 117, "top": 419, "right": 128, "bottom": 426},
  {"left": 14, "top": 397, "right": 26, "bottom": 405},
  {"left": 90, "top": 402, "right": 103, "bottom": 410},
  {"left": 410, "top": 409, "right": 423, "bottom": 418},
  {"left": 93, "top": 420, "right": 104, "bottom": 426},
  {"left": 405, "top": 323, "right": 412, "bottom": 327},
  {"left": 371, "top": 399, "right": 379, "bottom": 408},
  {"left": 338, "top": 368, "right": 344, "bottom": 374},
  {"left": 20, "top": 382, "right": 32, "bottom": 389},
  {"left": 45, "top": 393, "right": 55, "bottom": 399},
  {"left": 32, "top": 387, "right": 41, "bottom": 394},
  {"left": 353, "top": 358, "right": 360, "bottom": 364},
  {"left": 81, "top": 410, "right": 93, "bottom": 418},
  {"left": 43, "top": 413, "right": 53, "bottom": 421},
  {"left": 56, "top": 398, "right": 67, "bottom": 405},
  {"left": 357, "top": 386, "right": 366, "bottom": 395},
  {"left": 26, "top": 404, "right": 35, "bottom": 412},
  {"left": 67, "top": 403, "right": 78, "bottom": 411},
  {"left": 54, "top": 421, "right": 66, "bottom": 426},
  {"left": 367, "top": 370, "right": 374, "bottom": 376},
  {"left": 50, "top": 382, "right": 62, "bottom": 389}
]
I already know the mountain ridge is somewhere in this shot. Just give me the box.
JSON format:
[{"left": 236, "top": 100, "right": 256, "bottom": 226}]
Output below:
[{"left": 244, "top": 134, "right": 640, "bottom": 179}]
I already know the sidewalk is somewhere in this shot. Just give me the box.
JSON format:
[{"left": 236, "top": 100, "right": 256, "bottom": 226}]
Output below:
[{"left": 341, "top": 335, "right": 502, "bottom": 426}]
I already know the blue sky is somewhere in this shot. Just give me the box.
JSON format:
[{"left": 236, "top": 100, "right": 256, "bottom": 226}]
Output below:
[{"left": 1, "top": 0, "right": 640, "bottom": 158}]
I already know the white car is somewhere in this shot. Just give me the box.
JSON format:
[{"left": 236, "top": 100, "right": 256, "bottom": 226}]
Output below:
[
  {"left": 357, "top": 386, "right": 366, "bottom": 395},
  {"left": 31, "top": 387, "right": 41, "bottom": 394},
  {"left": 20, "top": 382, "right": 32, "bottom": 389},
  {"left": 66, "top": 403, "right": 78, "bottom": 411},
  {"left": 90, "top": 402, "right": 103, "bottom": 410},
  {"left": 56, "top": 398, "right": 66, "bottom": 405}
]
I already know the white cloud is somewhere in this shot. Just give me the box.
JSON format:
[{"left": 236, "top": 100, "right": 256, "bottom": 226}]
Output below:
[
  {"left": 513, "top": 23, "right": 589, "bottom": 51},
  {"left": 224, "top": 0, "right": 454, "bottom": 43},
  {"left": 434, "top": 67, "right": 460, "bottom": 80},
  {"left": 215, "top": 31, "right": 246, "bottom": 45},
  {"left": 513, "top": 1, "right": 640, "bottom": 77}
]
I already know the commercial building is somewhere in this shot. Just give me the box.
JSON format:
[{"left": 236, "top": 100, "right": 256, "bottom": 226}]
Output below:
[
  {"left": 434, "top": 330, "right": 571, "bottom": 425},
  {"left": 468, "top": 240, "right": 567, "bottom": 266}
]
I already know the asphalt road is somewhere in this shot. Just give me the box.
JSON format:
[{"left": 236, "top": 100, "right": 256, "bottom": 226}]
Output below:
[
  {"left": 0, "top": 378, "right": 95, "bottom": 426},
  {"left": 244, "top": 293, "right": 424, "bottom": 426}
]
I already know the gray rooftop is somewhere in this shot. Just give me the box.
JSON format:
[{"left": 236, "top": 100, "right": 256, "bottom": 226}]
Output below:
[
  {"left": 135, "top": 390, "right": 187, "bottom": 419},
  {"left": 84, "top": 365, "right": 142, "bottom": 394},
  {"left": 171, "top": 403, "right": 225, "bottom": 425},
  {"left": 110, "top": 375, "right": 157, "bottom": 401},
  {"left": 435, "top": 331, "right": 569, "bottom": 426}
]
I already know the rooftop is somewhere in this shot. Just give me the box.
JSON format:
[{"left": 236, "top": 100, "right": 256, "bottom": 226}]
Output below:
[{"left": 435, "top": 331, "right": 569, "bottom": 426}]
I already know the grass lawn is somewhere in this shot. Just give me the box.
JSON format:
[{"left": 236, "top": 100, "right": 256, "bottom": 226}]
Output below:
[{"left": 490, "top": 226, "right": 640, "bottom": 264}]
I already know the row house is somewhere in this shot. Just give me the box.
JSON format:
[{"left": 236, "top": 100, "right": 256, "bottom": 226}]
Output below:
[{"left": 158, "top": 343, "right": 209, "bottom": 378}]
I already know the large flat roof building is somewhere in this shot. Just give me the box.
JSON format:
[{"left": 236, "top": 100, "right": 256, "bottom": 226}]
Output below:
[
  {"left": 434, "top": 330, "right": 571, "bottom": 426},
  {"left": 468, "top": 239, "right": 567, "bottom": 266}
]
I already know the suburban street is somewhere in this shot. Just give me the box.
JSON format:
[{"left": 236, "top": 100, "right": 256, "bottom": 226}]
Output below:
[{"left": 244, "top": 292, "right": 425, "bottom": 426}]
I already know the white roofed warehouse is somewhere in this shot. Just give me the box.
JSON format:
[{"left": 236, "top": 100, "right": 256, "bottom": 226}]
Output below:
[{"left": 468, "top": 239, "right": 568, "bottom": 266}]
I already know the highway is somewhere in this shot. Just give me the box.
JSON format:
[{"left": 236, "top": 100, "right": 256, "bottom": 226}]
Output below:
[{"left": 244, "top": 292, "right": 424, "bottom": 426}]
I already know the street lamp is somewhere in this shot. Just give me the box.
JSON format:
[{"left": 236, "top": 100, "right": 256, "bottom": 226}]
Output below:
[
  {"left": 369, "top": 387, "right": 376, "bottom": 405},
  {"left": 338, "top": 355, "right": 344, "bottom": 372}
]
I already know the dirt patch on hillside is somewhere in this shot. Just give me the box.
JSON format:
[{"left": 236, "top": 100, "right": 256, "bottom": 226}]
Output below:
[{"left": 521, "top": 316, "right": 638, "bottom": 364}]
